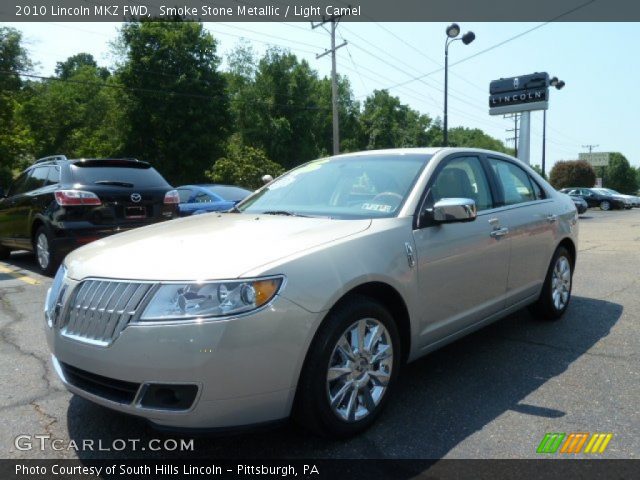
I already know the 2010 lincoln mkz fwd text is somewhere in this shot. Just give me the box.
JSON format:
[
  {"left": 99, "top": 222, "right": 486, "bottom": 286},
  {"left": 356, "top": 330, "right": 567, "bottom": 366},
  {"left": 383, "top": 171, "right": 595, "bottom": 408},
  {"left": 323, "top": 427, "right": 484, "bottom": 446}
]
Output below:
[{"left": 45, "top": 148, "right": 578, "bottom": 437}]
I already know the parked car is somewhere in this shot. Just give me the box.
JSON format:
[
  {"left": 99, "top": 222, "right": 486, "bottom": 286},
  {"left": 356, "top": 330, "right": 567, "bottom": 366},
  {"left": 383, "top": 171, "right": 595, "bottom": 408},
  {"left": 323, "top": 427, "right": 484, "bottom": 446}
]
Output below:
[
  {"left": 559, "top": 187, "right": 626, "bottom": 211},
  {"left": 45, "top": 148, "right": 578, "bottom": 437},
  {"left": 591, "top": 188, "right": 639, "bottom": 208},
  {"left": 0, "top": 155, "right": 179, "bottom": 275},
  {"left": 176, "top": 184, "right": 252, "bottom": 217},
  {"left": 568, "top": 195, "right": 588, "bottom": 214}
]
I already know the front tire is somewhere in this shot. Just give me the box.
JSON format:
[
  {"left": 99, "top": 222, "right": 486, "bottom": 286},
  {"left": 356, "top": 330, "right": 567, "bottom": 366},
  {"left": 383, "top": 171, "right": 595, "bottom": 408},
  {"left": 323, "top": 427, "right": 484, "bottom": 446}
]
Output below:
[
  {"left": 34, "top": 226, "right": 60, "bottom": 276},
  {"left": 294, "top": 295, "right": 401, "bottom": 438},
  {"left": 530, "top": 246, "right": 573, "bottom": 321},
  {"left": 0, "top": 244, "right": 10, "bottom": 260}
]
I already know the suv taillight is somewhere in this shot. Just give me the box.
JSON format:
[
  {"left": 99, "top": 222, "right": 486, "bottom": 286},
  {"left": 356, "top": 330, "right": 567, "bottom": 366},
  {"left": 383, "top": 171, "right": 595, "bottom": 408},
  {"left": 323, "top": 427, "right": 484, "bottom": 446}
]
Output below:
[
  {"left": 54, "top": 190, "right": 102, "bottom": 206},
  {"left": 164, "top": 189, "right": 180, "bottom": 205}
]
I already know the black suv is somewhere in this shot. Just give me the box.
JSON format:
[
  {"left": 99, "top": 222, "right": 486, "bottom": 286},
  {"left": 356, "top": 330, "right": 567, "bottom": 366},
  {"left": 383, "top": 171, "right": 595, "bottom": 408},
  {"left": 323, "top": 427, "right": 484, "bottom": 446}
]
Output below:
[{"left": 0, "top": 156, "right": 179, "bottom": 275}]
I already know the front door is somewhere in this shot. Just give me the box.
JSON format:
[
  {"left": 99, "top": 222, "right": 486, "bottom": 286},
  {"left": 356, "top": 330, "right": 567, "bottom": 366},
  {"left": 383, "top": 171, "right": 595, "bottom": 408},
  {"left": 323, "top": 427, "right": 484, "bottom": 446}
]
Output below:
[{"left": 412, "top": 154, "right": 511, "bottom": 349}]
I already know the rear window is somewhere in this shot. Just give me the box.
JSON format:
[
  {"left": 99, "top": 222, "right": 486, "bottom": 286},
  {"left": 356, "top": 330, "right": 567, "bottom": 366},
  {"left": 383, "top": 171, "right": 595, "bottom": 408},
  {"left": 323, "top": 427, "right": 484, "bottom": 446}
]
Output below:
[
  {"left": 70, "top": 165, "right": 170, "bottom": 188},
  {"left": 208, "top": 185, "right": 251, "bottom": 202}
]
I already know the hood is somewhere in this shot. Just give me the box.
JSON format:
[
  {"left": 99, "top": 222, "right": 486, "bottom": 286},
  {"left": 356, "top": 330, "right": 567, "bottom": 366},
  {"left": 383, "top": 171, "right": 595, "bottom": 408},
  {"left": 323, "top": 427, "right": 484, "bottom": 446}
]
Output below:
[{"left": 65, "top": 213, "right": 371, "bottom": 281}]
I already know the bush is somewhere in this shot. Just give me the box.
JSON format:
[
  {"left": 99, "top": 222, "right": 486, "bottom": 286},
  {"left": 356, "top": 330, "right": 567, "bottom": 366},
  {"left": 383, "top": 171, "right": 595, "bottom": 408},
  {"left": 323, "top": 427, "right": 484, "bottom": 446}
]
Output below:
[
  {"left": 206, "top": 137, "right": 285, "bottom": 190},
  {"left": 549, "top": 160, "right": 596, "bottom": 190}
]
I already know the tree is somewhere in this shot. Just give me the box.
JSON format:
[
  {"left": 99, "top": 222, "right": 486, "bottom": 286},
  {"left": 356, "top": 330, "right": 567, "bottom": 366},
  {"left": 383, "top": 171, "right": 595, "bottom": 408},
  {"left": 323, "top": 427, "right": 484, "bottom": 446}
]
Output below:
[
  {"left": 603, "top": 152, "right": 638, "bottom": 194},
  {"left": 231, "top": 48, "right": 324, "bottom": 169},
  {"left": 359, "top": 90, "right": 433, "bottom": 149},
  {"left": 20, "top": 64, "right": 124, "bottom": 158},
  {"left": 55, "top": 53, "right": 109, "bottom": 80},
  {"left": 116, "top": 18, "right": 230, "bottom": 185},
  {"left": 0, "top": 27, "right": 32, "bottom": 186},
  {"left": 447, "top": 127, "right": 513, "bottom": 154},
  {"left": 206, "top": 135, "right": 284, "bottom": 189},
  {"left": 549, "top": 160, "right": 596, "bottom": 190}
]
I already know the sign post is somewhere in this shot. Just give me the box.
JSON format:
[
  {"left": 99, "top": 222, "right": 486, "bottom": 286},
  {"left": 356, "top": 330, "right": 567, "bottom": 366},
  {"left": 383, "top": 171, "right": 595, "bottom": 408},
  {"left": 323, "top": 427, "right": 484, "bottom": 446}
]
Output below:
[
  {"left": 579, "top": 152, "right": 610, "bottom": 188},
  {"left": 489, "top": 72, "right": 550, "bottom": 165}
]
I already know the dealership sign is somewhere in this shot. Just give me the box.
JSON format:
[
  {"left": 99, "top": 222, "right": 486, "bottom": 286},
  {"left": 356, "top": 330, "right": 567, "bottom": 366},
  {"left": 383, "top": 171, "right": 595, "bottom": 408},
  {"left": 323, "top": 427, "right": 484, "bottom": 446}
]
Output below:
[
  {"left": 579, "top": 152, "right": 610, "bottom": 167},
  {"left": 489, "top": 72, "right": 549, "bottom": 115}
]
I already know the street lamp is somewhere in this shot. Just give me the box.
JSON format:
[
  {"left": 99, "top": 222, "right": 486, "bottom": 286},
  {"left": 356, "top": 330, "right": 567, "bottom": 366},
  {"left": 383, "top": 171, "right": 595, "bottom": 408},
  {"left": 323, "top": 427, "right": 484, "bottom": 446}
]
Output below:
[
  {"left": 542, "top": 76, "right": 566, "bottom": 176},
  {"left": 444, "top": 23, "right": 475, "bottom": 146}
]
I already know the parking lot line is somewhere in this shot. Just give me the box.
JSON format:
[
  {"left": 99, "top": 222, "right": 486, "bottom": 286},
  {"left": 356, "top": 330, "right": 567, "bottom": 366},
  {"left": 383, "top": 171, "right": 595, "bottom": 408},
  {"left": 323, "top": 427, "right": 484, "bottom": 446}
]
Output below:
[{"left": 0, "top": 263, "right": 40, "bottom": 285}]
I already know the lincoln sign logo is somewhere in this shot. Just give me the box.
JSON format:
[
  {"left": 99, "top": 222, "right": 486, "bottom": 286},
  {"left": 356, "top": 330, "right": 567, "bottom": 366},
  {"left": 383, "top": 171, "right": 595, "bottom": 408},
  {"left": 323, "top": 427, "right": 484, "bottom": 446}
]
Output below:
[{"left": 489, "top": 88, "right": 547, "bottom": 107}]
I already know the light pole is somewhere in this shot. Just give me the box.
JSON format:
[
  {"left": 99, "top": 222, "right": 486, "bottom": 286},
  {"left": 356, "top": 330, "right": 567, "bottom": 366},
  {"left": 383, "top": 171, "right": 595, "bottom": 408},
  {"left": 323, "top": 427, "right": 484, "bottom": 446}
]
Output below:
[
  {"left": 444, "top": 23, "right": 475, "bottom": 146},
  {"left": 542, "top": 77, "right": 565, "bottom": 176}
]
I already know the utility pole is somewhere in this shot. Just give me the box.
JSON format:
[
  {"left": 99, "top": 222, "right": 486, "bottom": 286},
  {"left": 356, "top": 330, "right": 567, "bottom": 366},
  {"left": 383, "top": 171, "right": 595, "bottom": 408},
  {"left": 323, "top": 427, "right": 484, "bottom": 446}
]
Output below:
[
  {"left": 582, "top": 144, "right": 601, "bottom": 186},
  {"left": 582, "top": 144, "right": 599, "bottom": 155},
  {"left": 313, "top": 16, "right": 347, "bottom": 155},
  {"left": 504, "top": 113, "right": 519, "bottom": 157}
]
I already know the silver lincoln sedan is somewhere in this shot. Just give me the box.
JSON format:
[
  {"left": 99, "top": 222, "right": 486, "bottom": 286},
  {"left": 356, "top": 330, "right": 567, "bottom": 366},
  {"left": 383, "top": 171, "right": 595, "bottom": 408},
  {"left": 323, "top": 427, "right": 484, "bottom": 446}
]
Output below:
[{"left": 45, "top": 148, "right": 578, "bottom": 437}]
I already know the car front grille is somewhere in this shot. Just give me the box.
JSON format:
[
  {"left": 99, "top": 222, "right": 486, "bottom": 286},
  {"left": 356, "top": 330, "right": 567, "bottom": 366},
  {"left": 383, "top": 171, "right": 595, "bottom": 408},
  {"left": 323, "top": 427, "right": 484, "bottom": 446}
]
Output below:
[
  {"left": 60, "top": 362, "right": 141, "bottom": 404},
  {"left": 55, "top": 280, "right": 154, "bottom": 346}
]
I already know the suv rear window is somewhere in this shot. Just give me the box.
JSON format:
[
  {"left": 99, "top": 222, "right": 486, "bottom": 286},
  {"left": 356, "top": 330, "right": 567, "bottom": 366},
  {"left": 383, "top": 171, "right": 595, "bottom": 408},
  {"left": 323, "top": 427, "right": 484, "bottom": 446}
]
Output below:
[{"left": 70, "top": 165, "right": 170, "bottom": 188}]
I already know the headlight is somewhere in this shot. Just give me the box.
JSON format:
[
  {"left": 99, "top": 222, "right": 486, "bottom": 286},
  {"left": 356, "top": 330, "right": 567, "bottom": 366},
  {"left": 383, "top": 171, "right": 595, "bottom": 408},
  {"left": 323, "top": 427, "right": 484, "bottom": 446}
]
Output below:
[
  {"left": 138, "top": 276, "right": 284, "bottom": 322},
  {"left": 45, "top": 265, "right": 67, "bottom": 327}
]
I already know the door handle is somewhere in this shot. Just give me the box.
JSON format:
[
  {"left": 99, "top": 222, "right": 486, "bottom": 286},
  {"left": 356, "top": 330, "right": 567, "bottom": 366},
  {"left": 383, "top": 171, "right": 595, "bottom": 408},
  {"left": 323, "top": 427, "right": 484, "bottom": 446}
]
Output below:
[
  {"left": 546, "top": 214, "right": 558, "bottom": 223},
  {"left": 490, "top": 227, "right": 509, "bottom": 238}
]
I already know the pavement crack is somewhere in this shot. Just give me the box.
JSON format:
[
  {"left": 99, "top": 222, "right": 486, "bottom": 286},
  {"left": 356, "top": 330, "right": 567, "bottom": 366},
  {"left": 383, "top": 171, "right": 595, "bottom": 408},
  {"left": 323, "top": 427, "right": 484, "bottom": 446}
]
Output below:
[
  {"left": 0, "top": 291, "right": 53, "bottom": 394},
  {"left": 31, "top": 400, "right": 58, "bottom": 435}
]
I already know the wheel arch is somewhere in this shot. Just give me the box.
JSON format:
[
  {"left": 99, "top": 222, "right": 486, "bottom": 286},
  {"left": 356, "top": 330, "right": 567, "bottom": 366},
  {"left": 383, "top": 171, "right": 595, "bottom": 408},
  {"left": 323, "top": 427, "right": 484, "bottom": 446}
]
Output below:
[{"left": 558, "top": 237, "right": 577, "bottom": 268}]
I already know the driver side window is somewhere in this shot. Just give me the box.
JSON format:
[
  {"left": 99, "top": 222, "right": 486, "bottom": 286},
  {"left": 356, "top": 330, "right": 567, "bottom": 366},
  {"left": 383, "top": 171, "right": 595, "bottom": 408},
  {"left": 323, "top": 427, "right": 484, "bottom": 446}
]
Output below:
[{"left": 428, "top": 156, "right": 493, "bottom": 211}]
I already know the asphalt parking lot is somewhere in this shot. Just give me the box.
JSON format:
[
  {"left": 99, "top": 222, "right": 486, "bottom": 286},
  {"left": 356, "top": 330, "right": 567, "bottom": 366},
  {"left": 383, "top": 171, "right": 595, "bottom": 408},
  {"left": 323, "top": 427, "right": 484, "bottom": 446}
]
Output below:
[{"left": 1, "top": 209, "right": 638, "bottom": 460}]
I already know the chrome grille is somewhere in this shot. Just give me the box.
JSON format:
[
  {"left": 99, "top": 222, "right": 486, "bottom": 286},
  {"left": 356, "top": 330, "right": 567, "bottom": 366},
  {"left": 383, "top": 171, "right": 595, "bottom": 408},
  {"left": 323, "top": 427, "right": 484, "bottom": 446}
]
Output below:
[{"left": 56, "top": 280, "right": 154, "bottom": 346}]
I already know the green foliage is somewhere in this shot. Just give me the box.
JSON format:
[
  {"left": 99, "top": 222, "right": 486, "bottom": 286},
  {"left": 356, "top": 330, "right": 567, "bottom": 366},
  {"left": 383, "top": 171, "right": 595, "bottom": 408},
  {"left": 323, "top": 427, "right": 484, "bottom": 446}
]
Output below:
[
  {"left": 447, "top": 127, "right": 512, "bottom": 154},
  {"left": 55, "top": 53, "right": 109, "bottom": 80},
  {"left": 117, "top": 19, "right": 230, "bottom": 185},
  {"left": 603, "top": 152, "right": 638, "bottom": 194},
  {"left": 0, "top": 27, "right": 32, "bottom": 186},
  {"left": 206, "top": 135, "right": 285, "bottom": 189},
  {"left": 20, "top": 66, "right": 124, "bottom": 158},
  {"left": 549, "top": 160, "right": 596, "bottom": 190},
  {"left": 359, "top": 90, "right": 433, "bottom": 149}
]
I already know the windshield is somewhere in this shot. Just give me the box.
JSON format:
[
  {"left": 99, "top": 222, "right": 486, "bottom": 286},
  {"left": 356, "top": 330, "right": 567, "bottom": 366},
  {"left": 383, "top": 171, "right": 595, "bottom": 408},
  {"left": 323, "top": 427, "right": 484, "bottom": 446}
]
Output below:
[
  {"left": 238, "top": 154, "right": 430, "bottom": 219},
  {"left": 592, "top": 188, "right": 614, "bottom": 196}
]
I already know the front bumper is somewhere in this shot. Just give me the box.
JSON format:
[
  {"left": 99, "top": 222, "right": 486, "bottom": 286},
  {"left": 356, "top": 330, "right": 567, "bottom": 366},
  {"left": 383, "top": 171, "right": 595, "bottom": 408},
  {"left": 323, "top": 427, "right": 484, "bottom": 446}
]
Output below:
[{"left": 47, "top": 296, "right": 319, "bottom": 429}]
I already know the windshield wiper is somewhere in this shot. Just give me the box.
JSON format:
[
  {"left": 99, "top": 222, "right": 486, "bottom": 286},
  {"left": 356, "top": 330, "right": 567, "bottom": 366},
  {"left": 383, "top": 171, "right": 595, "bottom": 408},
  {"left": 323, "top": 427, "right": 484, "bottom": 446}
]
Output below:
[
  {"left": 262, "top": 210, "right": 310, "bottom": 217},
  {"left": 226, "top": 205, "right": 241, "bottom": 213},
  {"left": 94, "top": 180, "right": 134, "bottom": 188}
]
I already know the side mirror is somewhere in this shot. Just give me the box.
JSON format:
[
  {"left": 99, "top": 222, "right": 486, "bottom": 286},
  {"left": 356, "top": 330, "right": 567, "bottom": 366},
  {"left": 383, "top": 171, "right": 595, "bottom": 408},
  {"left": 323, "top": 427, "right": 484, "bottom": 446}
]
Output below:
[{"left": 421, "top": 198, "right": 477, "bottom": 227}]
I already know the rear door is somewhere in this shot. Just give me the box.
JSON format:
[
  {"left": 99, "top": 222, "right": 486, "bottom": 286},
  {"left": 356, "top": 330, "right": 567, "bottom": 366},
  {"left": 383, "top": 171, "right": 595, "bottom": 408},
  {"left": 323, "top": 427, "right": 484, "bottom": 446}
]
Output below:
[
  {"left": 12, "top": 167, "right": 51, "bottom": 248},
  {"left": 412, "top": 154, "right": 511, "bottom": 347},
  {"left": 69, "top": 162, "right": 173, "bottom": 226},
  {"left": 486, "top": 156, "right": 557, "bottom": 306},
  {"left": 0, "top": 171, "right": 31, "bottom": 247}
]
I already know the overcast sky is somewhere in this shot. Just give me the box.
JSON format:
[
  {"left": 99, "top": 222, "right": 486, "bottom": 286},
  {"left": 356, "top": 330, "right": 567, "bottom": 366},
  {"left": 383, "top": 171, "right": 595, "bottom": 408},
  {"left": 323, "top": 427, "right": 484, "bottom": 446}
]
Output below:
[{"left": 8, "top": 21, "right": 639, "bottom": 170}]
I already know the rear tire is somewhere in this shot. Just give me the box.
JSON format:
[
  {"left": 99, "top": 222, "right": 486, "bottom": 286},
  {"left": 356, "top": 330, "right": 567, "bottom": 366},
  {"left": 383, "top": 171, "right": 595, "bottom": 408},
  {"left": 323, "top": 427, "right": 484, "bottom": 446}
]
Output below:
[
  {"left": 0, "top": 244, "right": 10, "bottom": 260},
  {"left": 33, "top": 226, "right": 60, "bottom": 276},
  {"left": 599, "top": 200, "right": 610, "bottom": 211},
  {"left": 293, "top": 295, "right": 401, "bottom": 438},
  {"left": 529, "top": 246, "right": 573, "bottom": 321}
]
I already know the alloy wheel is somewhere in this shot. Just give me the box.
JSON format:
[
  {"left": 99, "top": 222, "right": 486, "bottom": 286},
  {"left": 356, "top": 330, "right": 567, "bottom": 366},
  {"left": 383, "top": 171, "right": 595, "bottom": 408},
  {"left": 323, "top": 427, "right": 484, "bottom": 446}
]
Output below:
[
  {"left": 600, "top": 201, "right": 610, "bottom": 211},
  {"left": 36, "top": 233, "right": 50, "bottom": 270},
  {"left": 326, "top": 318, "right": 393, "bottom": 422},
  {"left": 551, "top": 256, "right": 571, "bottom": 311}
]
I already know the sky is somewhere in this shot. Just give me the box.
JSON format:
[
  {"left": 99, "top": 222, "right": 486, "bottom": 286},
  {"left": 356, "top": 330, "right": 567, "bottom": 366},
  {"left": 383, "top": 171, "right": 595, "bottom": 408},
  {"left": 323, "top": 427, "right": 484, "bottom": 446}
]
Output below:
[{"left": 6, "top": 21, "right": 640, "bottom": 171}]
